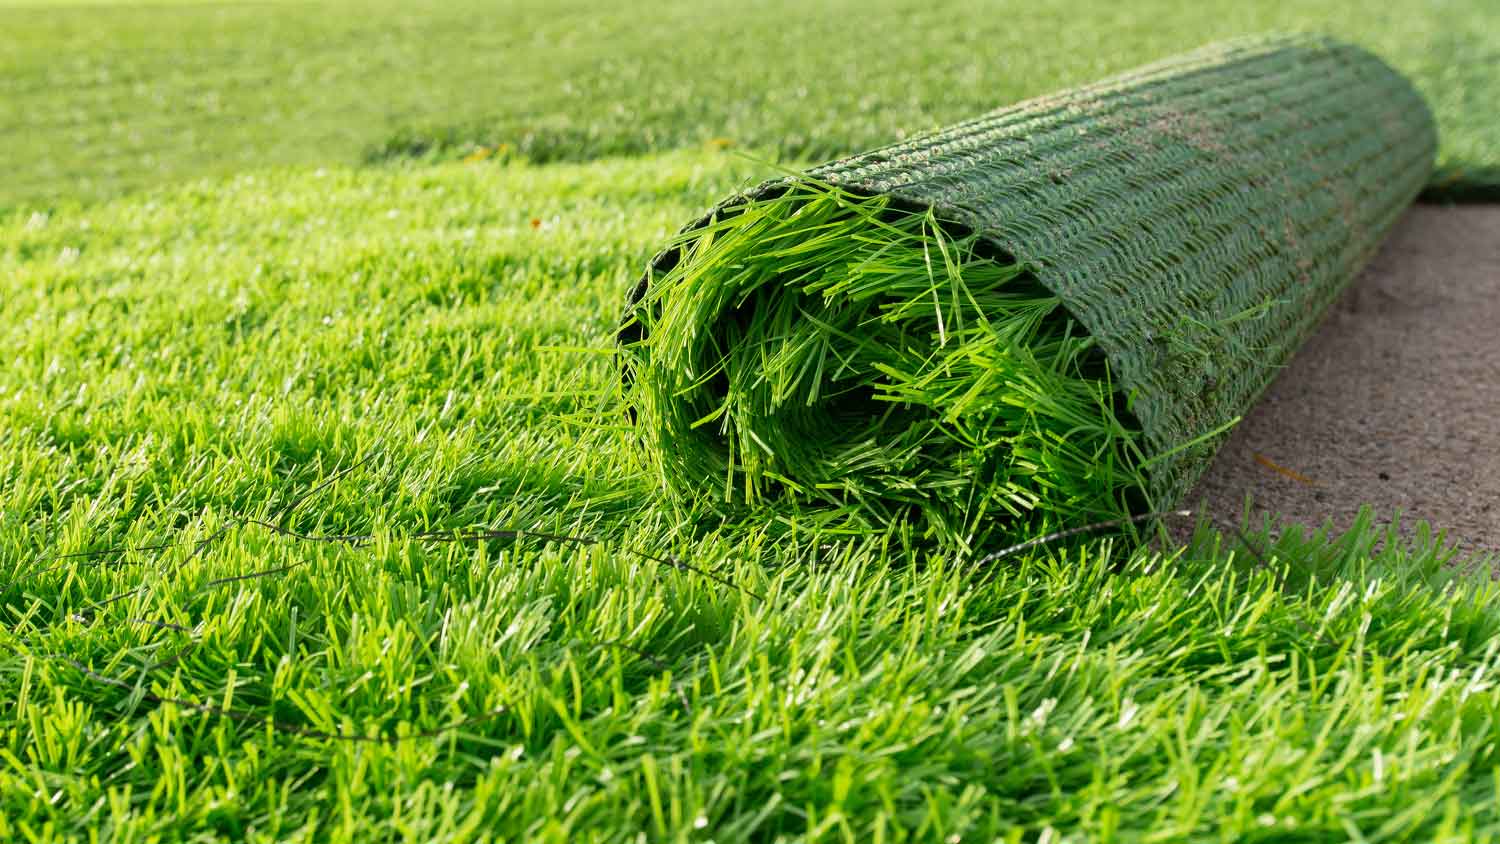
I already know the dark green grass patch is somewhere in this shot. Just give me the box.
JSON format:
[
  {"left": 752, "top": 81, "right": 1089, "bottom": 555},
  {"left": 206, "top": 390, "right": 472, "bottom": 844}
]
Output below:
[
  {"left": 4, "top": 0, "right": 1499, "bottom": 208},
  {"left": 624, "top": 184, "right": 1144, "bottom": 551}
]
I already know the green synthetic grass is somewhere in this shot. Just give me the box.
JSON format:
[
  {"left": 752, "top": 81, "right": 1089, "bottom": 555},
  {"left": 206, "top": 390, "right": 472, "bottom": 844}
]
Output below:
[
  {"left": 4, "top": 153, "right": 1500, "bottom": 841},
  {"left": 4, "top": 0, "right": 1499, "bottom": 209},
  {"left": 625, "top": 183, "right": 1144, "bottom": 552},
  {"left": 7, "top": 3, "right": 1500, "bottom": 836}
]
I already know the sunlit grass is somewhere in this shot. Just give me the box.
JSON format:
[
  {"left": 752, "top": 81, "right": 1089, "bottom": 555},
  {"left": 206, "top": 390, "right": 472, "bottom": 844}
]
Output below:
[{"left": 2, "top": 154, "right": 1499, "bottom": 841}]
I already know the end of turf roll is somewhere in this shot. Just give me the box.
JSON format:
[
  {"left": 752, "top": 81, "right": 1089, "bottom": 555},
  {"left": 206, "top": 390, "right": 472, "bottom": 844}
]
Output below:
[
  {"left": 623, "top": 33, "right": 1435, "bottom": 550},
  {"left": 622, "top": 183, "right": 1147, "bottom": 547}
]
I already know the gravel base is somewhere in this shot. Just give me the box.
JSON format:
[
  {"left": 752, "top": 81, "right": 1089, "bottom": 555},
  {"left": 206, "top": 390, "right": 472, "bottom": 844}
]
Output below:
[{"left": 1186, "top": 204, "right": 1500, "bottom": 561}]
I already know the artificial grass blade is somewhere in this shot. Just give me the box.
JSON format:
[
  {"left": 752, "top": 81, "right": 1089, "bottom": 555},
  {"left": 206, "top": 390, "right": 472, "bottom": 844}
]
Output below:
[{"left": 624, "top": 183, "right": 1145, "bottom": 549}]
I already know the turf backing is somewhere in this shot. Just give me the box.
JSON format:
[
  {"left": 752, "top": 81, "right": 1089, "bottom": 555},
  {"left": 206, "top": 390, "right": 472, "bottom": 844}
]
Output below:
[{"left": 626, "top": 35, "right": 1433, "bottom": 543}]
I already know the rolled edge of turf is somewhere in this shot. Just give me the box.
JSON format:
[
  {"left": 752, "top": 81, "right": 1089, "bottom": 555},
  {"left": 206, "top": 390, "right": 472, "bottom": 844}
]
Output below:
[{"left": 623, "top": 32, "right": 1436, "bottom": 516}]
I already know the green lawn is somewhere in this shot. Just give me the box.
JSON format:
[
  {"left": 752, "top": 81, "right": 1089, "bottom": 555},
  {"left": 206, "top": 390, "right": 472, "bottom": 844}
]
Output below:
[
  {"left": 3, "top": 0, "right": 1498, "bottom": 209},
  {"left": 8, "top": 1, "right": 1500, "bottom": 840},
  {"left": 3, "top": 152, "right": 1500, "bottom": 841}
]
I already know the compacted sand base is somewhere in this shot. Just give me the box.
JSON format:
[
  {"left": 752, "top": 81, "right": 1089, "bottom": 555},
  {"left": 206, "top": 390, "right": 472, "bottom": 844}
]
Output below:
[{"left": 1186, "top": 204, "right": 1500, "bottom": 559}]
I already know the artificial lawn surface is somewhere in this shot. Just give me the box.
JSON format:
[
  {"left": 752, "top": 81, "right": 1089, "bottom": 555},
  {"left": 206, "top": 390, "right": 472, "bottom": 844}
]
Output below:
[
  {"left": 4, "top": 0, "right": 1500, "bottom": 209},
  {"left": 4, "top": 152, "right": 1500, "bottom": 841}
]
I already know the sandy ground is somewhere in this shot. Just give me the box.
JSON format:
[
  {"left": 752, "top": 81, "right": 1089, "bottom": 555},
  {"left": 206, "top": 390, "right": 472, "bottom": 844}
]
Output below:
[{"left": 1186, "top": 204, "right": 1500, "bottom": 561}]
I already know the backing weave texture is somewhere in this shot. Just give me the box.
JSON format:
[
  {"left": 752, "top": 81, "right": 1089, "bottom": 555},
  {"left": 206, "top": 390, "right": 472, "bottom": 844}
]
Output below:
[{"left": 627, "top": 34, "right": 1436, "bottom": 511}]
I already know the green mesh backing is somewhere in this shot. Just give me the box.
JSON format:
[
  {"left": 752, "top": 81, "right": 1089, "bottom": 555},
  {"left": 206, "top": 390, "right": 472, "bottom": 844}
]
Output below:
[{"left": 626, "top": 34, "right": 1436, "bottom": 511}]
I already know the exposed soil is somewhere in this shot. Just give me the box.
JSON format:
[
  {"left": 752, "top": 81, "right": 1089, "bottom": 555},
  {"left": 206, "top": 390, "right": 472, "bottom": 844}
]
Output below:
[{"left": 1186, "top": 204, "right": 1500, "bottom": 562}]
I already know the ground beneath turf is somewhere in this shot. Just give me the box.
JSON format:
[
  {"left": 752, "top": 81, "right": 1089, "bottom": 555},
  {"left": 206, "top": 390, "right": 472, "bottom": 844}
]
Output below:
[{"left": 1188, "top": 204, "right": 1500, "bottom": 561}]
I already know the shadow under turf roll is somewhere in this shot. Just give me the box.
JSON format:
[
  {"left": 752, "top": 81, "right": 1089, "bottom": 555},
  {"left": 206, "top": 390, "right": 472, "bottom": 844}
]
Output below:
[{"left": 621, "top": 33, "right": 1435, "bottom": 550}]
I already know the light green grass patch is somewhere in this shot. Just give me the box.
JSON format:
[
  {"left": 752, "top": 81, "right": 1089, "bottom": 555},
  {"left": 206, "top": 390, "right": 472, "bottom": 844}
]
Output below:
[{"left": 3, "top": 154, "right": 1500, "bottom": 841}]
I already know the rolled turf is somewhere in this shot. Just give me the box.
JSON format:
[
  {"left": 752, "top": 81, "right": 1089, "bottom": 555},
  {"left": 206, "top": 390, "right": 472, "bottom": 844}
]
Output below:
[{"left": 621, "top": 33, "right": 1436, "bottom": 551}]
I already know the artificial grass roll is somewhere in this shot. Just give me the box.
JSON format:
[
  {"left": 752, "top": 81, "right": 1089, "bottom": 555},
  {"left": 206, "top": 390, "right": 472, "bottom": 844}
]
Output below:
[{"left": 621, "top": 33, "right": 1436, "bottom": 549}]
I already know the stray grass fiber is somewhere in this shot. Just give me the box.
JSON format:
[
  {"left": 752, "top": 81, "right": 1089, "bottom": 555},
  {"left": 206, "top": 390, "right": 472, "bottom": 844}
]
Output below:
[{"left": 624, "top": 182, "right": 1145, "bottom": 551}]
